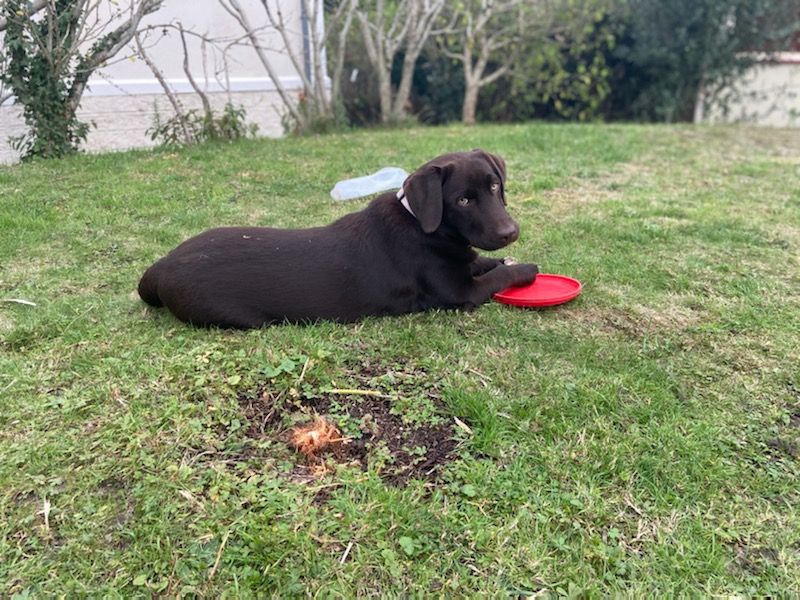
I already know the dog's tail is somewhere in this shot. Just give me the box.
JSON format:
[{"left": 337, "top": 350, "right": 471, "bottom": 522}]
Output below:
[{"left": 137, "top": 262, "right": 163, "bottom": 307}]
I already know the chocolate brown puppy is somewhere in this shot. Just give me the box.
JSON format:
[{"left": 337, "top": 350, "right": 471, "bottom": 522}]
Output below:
[{"left": 138, "top": 149, "right": 538, "bottom": 328}]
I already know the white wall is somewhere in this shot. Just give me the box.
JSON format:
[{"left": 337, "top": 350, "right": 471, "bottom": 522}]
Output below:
[
  {"left": 0, "top": 0, "right": 314, "bottom": 164},
  {"left": 696, "top": 53, "right": 800, "bottom": 127},
  {"left": 88, "top": 0, "right": 303, "bottom": 94}
]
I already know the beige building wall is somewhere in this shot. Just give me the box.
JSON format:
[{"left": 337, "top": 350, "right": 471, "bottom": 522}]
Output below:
[
  {"left": 696, "top": 53, "right": 800, "bottom": 127},
  {"left": 0, "top": 90, "right": 291, "bottom": 164},
  {"left": 0, "top": 0, "right": 316, "bottom": 164}
]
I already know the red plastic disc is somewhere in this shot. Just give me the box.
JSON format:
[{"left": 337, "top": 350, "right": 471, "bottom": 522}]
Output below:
[{"left": 494, "top": 273, "right": 582, "bottom": 308}]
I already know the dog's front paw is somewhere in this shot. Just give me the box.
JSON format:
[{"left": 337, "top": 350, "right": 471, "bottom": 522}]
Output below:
[{"left": 509, "top": 262, "right": 539, "bottom": 286}]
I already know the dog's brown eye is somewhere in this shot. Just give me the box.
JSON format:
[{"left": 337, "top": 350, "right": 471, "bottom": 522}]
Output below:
[
  {"left": 490, "top": 183, "right": 500, "bottom": 193},
  {"left": 458, "top": 197, "right": 471, "bottom": 207}
]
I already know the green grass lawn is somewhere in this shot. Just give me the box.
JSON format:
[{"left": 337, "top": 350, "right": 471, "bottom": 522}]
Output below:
[{"left": 1, "top": 123, "right": 799, "bottom": 596}]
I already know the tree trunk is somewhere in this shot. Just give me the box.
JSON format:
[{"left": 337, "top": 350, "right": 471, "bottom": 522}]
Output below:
[
  {"left": 462, "top": 81, "right": 479, "bottom": 124},
  {"left": 392, "top": 51, "right": 417, "bottom": 120},
  {"left": 377, "top": 69, "right": 393, "bottom": 123},
  {"left": 461, "top": 45, "right": 490, "bottom": 124}
]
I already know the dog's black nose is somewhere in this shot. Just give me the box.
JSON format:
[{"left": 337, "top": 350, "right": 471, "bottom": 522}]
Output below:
[{"left": 497, "top": 223, "right": 520, "bottom": 245}]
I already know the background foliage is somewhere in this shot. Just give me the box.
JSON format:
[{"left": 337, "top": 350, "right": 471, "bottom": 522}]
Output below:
[
  {"left": 606, "top": 0, "right": 800, "bottom": 122},
  {"left": 1, "top": 0, "right": 91, "bottom": 159},
  {"left": 2, "top": 0, "right": 799, "bottom": 160},
  {"left": 147, "top": 103, "right": 259, "bottom": 147},
  {"left": 337, "top": 0, "right": 800, "bottom": 126},
  {"left": 480, "top": 0, "right": 619, "bottom": 123}
]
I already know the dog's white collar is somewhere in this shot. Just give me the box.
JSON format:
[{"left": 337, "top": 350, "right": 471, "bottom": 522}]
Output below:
[{"left": 396, "top": 187, "right": 416, "bottom": 218}]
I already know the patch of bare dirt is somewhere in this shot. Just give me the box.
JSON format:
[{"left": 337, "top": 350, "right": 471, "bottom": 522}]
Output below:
[
  {"left": 0, "top": 313, "right": 14, "bottom": 334},
  {"left": 733, "top": 544, "right": 782, "bottom": 576},
  {"left": 706, "top": 127, "right": 800, "bottom": 159},
  {"left": 238, "top": 361, "right": 461, "bottom": 487},
  {"left": 765, "top": 437, "right": 799, "bottom": 461},
  {"left": 556, "top": 295, "right": 705, "bottom": 338},
  {"left": 538, "top": 162, "right": 654, "bottom": 222},
  {"left": 302, "top": 393, "right": 458, "bottom": 486},
  {"left": 540, "top": 182, "right": 620, "bottom": 223}
]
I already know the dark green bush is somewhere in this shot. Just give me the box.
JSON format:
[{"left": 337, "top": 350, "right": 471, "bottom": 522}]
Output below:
[
  {"left": 410, "top": 50, "right": 464, "bottom": 125},
  {"left": 606, "top": 0, "right": 800, "bottom": 122},
  {"left": 479, "top": 1, "right": 619, "bottom": 123},
  {"left": 338, "top": 32, "right": 382, "bottom": 127}
]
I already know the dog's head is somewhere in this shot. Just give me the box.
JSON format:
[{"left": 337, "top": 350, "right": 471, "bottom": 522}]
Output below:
[{"left": 402, "top": 149, "right": 519, "bottom": 251}]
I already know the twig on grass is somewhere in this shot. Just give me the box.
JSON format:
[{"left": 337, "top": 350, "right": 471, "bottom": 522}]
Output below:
[
  {"left": 41, "top": 496, "right": 51, "bottom": 534},
  {"left": 324, "top": 388, "right": 391, "bottom": 398},
  {"left": 296, "top": 356, "right": 311, "bottom": 385},
  {"left": 339, "top": 540, "right": 354, "bottom": 564},
  {"left": 624, "top": 491, "right": 645, "bottom": 517},
  {"left": 453, "top": 416, "right": 473, "bottom": 435},
  {"left": 178, "top": 490, "right": 206, "bottom": 513},
  {"left": 208, "top": 530, "right": 230, "bottom": 580},
  {"left": 303, "top": 477, "right": 368, "bottom": 498},
  {"left": 466, "top": 367, "right": 491, "bottom": 387},
  {"left": 1, "top": 298, "right": 36, "bottom": 306}
]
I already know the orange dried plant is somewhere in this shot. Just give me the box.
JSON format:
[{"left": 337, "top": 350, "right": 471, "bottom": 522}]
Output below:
[{"left": 290, "top": 417, "right": 343, "bottom": 460}]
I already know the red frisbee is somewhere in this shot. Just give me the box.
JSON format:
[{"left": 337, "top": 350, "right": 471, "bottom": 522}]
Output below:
[{"left": 494, "top": 273, "right": 582, "bottom": 308}]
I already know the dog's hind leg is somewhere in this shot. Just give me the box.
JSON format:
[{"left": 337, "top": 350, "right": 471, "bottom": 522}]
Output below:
[{"left": 137, "top": 262, "right": 164, "bottom": 307}]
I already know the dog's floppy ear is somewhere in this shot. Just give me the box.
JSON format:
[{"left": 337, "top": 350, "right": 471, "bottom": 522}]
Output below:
[
  {"left": 403, "top": 164, "right": 445, "bottom": 233},
  {"left": 474, "top": 149, "right": 507, "bottom": 204},
  {"left": 484, "top": 151, "right": 507, "bottom": 184}
]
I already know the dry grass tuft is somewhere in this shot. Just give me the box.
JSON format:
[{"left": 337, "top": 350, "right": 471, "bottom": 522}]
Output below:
[{"left": 289, "top": 417, "right": 343, "bottom": 461}]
